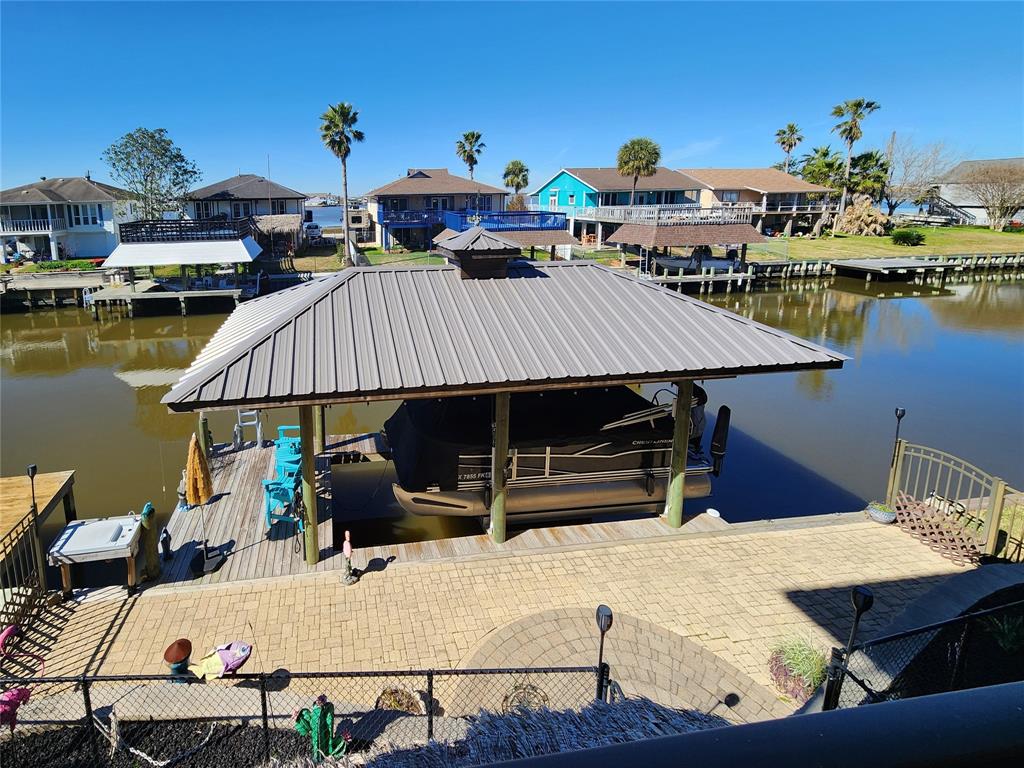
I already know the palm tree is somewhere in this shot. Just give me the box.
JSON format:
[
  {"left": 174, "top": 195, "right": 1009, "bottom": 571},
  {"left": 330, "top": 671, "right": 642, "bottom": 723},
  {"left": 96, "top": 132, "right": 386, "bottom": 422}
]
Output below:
[
  {"left": 456, "top": 131, "right": 485, "bottom": 179},
  {"left": 320, "top": 103, "right": 364, "bottom": 267},
  {"left": 503, "top": 160, "right": 529, "bottom": 210},
  {"left": 617, "top": 138, "right": 661, "bottom": 205},
  {"left": 797, "top": 145, "right": 845, "bottom": 189},
  {"left": 831, "top": 98, "right": 880, "bottom": 215},
  {"left": 774, "top": 123, "right": 804, "bottom": 174}
]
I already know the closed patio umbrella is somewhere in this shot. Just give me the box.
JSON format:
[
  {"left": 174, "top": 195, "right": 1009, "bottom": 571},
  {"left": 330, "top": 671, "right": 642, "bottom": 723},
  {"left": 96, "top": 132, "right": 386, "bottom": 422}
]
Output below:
[{"left": 185, "top": 433, "right": 225, "bottom": 574}]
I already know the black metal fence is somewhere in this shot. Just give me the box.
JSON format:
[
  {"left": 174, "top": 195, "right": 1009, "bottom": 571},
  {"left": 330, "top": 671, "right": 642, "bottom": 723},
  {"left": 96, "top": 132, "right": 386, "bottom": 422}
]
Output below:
[
  {"left": 0, "top": 666, "right": 602, "bottom": 767},
  {"left": 119, "top": 218, "right": 254, "bottom": 243},
  {"left": 822, "top": 598, "right": 1024, "bottom": 710}
]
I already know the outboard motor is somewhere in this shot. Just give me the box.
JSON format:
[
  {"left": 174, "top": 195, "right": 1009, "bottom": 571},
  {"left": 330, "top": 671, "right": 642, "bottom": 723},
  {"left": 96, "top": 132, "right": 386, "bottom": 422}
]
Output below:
[{"left": 710, "top": 405, "right": 730, "bottom": 477}]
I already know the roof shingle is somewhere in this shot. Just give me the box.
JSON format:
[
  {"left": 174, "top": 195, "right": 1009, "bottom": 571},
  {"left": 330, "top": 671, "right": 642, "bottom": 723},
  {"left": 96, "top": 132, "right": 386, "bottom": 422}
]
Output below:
[
  {"left": 0, "top": 177, "right": 131, "bottom": 204},
  {"left": 678, "top": 168, "right": 831, "bottom": 194},
  {"left": 366, "top": 169, "right": 507, "bottom": 197},
  {"left": 561, "top": 167, "right": 708, "bottom": 192},
  {"left": 189, "top": 174, "right": 306, "bottom": 200}
]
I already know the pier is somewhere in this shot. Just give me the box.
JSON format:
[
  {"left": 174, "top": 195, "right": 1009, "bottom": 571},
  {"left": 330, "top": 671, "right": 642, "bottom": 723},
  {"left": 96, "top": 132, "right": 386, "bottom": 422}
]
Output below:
[
  {"left": 0, "top": 272, "right": 107, "bottom": 310},
  {"left": 157, "top": 436, "right": 728, "bottom": 589},
  {"left": 87, "top": 281, "right": 243, "bottom": 317}
]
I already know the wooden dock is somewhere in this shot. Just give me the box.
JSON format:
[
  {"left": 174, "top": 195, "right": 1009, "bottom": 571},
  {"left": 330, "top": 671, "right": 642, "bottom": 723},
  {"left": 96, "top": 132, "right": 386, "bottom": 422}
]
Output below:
[
  {"left": 154, "top": 435, "right": 728, "bottom": 590},
  {"left": 88, "top": 282, "right": 242, "bottom": 318}
]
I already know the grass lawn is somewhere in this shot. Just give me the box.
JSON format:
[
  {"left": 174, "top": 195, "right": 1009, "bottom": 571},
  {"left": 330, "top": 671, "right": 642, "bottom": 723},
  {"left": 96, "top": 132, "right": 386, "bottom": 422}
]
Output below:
[{"left": 780, "top": 226, "right": 1023, "bottom": 261}]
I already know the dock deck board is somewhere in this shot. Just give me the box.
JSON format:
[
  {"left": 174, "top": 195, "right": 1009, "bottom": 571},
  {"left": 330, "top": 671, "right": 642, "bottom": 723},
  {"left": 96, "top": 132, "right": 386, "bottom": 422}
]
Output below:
[{"left": 153, "top": 434, "right": 728, "bottom": 591}]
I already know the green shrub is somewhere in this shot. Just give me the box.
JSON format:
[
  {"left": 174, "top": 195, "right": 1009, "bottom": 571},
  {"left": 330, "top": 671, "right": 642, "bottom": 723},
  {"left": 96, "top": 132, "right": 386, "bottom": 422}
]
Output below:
[
  {"left": 769, "top": 637, "right": 827, "bottom": 702},
  {"left": 35, "top": 259, "right": 96, "bottom": 271},
  {"left": 984, "top": 613, "right": 1024, "bottom": 653},
  {"left": 891, "top": 229, "right": 925, "bottom": 246}
]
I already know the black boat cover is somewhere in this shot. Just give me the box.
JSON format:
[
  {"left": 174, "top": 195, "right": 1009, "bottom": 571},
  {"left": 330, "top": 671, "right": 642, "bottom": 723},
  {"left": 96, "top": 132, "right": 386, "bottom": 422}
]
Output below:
[{"left": 384, "top": 386, "right": 702, "bottom": 492}]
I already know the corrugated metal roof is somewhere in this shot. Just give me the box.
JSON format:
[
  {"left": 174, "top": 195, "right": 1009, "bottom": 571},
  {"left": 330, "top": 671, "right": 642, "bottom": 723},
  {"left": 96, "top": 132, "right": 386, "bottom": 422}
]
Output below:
[
  {"left": 104, "top": 237, "right": 262, "bottom": 267},
  {"left": 163, "top": 261, "right": 847, "bottom": 412},
  {"left": 436, "top": 226, "right": 521, "bottom": 252}
]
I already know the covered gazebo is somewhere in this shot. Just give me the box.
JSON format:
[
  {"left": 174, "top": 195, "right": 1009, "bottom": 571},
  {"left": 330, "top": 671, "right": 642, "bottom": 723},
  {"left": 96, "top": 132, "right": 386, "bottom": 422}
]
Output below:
[
  {"left": 163, "top": 229, "right": 845, "bottom": 562},
  {"left": 609, "top": 222, "right": 767, "bottom": 273}
]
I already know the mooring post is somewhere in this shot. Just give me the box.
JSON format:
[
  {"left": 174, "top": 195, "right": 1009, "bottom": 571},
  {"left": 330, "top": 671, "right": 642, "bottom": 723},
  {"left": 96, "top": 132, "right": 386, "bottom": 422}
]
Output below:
[
  {"left": 984, "top": 479, "right": 1007, "bottom": 556},
  {"left": 489, "top": 392, "right": 510, "bottom": 544},
  {"left": 198, "top": 412, "right": 210, "bottom": 456},
  {"left": 665, "top": 379, "right": 693, "bottom": 528},
  {"left": 299, "top": 405, "right": 319, "bottom": 564}
]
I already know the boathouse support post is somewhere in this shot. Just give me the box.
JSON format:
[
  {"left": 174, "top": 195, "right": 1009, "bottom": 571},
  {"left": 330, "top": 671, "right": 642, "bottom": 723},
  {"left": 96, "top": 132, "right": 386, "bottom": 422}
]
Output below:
[
  {"left": 313, "top": 405, "right": 325, "bottom": 454},
  {"left": 198, "top": 412, "right": 211, "bottom": 456},
  {"left": 299, "top": 405, "right": 319, "bottom": 565},
  {"left": 489, "top": 392, "right": 510, "bottom": 545},
  {"left": 665, "top": 379, "right": 693, "bottom": 528}
]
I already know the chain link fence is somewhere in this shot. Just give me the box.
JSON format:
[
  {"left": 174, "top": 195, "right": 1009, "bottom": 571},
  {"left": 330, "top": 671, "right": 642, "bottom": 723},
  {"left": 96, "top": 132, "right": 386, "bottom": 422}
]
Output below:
[
  {"left": 0, "top": 666, "right": 600, "bottom": 767},
  {"left": 822, "top": 598, "right": 1024, "bottom": 710}
]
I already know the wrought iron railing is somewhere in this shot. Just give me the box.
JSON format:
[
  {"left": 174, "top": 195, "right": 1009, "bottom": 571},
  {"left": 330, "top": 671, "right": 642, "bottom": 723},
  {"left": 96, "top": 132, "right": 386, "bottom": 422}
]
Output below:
[
  {"left": 886, "top": 440, "right": 1018, "bottom": 560},
  {"left": 0, "top": 510, "right": 47, "bottom": 630},
  {"left": 118, "top": 218, "right": 254, "bottom": 243}
]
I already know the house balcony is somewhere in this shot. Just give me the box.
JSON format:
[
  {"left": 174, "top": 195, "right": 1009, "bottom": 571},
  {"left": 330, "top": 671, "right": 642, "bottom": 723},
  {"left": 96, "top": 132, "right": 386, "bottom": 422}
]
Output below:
[
  {"left": 377, "top": 209, "right": 447, "bottom": 228},
  {"left": 0, "top": 217, "right": 67, "bottom": 235},
  {"left": 444, "top": 210, "right": 567, "bottom": 232},
  {"left": 540, "top": 204, "right": 757, "bottom": 225},
  {"left": 759, "top": 201, "right": 838, "bottom": 214},
  {"left": 119, "top": 218, "right": 254, "bottom": 243}
]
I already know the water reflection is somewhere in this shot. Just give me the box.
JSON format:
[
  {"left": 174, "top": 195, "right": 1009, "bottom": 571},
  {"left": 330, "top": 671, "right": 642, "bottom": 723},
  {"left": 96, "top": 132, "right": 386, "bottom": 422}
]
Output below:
[{"left": 1, "top": 275, "right": 1021, "bottom": 547}]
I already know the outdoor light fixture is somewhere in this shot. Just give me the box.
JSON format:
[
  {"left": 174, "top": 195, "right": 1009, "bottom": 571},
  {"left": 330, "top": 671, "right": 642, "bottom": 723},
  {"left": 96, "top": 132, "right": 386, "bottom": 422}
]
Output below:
[
  {"left": 892, "top": 407, "right": 907, "bottom": 465},
  {"left": 845, "top": 585, "right": 875, "bottom": 653},
  {"left": 26, "top": 464, "right": 38, "bottom": 514},
  {"left": 595, "top": 604, "right": 613, "bottom": 701}
]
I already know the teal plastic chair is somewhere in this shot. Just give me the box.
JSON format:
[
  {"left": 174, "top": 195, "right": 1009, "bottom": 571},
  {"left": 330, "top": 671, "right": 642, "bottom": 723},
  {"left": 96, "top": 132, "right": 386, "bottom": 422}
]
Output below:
[
  {"left": 276, "top": 454, "right": 302, "bottom": 483},
  {"left": 262, "top": 478, "right": 304, "bottom": 532}
]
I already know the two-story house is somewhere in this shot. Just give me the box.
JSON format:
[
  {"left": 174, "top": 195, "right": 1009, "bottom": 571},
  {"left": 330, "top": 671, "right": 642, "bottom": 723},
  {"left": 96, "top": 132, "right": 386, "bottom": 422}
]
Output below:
[
  {"left": 365, "top": 169, "right": 507, "bottom": 250},
  {"left": 532, "top": 167, "right": 707, "bottom": 244},
  {"left": 679, "top": 168, "right": 834, "bottom": 235},
  {"left": 1, "top": 176, "right": 137, "bottom": 262},
  {"left": 186, "top": 174, "right": 306, "bottom": 220}
]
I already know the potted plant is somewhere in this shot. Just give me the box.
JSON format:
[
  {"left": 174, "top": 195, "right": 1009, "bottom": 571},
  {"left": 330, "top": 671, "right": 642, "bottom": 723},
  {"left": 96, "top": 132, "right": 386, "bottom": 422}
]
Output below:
[
  {"left": 867, "top": 500, "right": 897, "bottom": 524},
  {"left": 769, "top": 637, "right": 827, "bottom": 704}
]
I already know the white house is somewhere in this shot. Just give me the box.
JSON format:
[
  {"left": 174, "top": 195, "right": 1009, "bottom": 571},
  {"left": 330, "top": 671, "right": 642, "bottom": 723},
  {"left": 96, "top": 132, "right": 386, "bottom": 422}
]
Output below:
[
  {"left": 0, "top": 176, "right": 138, "bottom": 261},
  {"left": 933, "top": 158, "right": 1024, "bottom": 227}
]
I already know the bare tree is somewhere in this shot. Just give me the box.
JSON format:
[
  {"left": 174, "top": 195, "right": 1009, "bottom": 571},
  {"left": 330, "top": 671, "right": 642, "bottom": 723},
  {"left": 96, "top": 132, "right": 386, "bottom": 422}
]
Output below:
[
  {"left": 959, "top": 164, "right": 1024, "bottom": 231},
  {"left": 881, "top": 134, "right": 958, "bottom": 216}
]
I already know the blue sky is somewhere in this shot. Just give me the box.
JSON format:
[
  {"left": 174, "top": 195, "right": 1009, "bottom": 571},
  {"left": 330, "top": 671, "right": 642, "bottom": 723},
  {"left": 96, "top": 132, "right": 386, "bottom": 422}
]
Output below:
[{"left": 2, "top": 1, "right": 1022, "bottom": 196}]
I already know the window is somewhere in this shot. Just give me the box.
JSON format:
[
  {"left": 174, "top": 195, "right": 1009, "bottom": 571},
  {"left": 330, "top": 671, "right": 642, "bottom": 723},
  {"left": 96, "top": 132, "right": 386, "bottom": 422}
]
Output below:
[
  {"left": 69, "top": 204, "right": 99, "bottom": 226},
  {"left": 195, "top": 201, "right": 214, "bottom": 219},
  {"left": 231, "top": 201, "right": 252, "bottom": 218},
  {"left": 385, "top": 198, "right": 407, "bottom": 211},
  {"left": 721, "top": 191, "right": 740, "bottom": 204},
  {"left": 567, "top": 193, "right": 576, "bottom": 205},
  {"left": 271, "top": 199, "right": 288, "bottom": 215},
  {"left": 429, "top": 197, "right": 451, "bottom": 211},
  {"left": 351, "top": 215, "right": 363, "bottom": 225}
]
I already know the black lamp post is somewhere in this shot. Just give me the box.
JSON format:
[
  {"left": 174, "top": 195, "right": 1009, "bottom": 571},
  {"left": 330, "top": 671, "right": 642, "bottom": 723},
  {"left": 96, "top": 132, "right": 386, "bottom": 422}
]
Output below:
[
  {"left": 26, "top": 464, "right": 38, "bottom": 514},
  {"left": 892, "top": 407, "right": 907, "bottom": 464},
  {"left": 846, "top": 585, "right": 875, "bottom": 653},
  {"left": 595, "top": 604, "right": 613, "bottom": 701}
]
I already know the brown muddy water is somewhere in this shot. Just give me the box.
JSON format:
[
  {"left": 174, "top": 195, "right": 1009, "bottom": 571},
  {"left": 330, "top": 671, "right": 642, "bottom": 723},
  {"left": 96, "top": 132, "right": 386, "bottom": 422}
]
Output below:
[{"left": 1, "top": 277, "right": 1022, "bottom": 558}]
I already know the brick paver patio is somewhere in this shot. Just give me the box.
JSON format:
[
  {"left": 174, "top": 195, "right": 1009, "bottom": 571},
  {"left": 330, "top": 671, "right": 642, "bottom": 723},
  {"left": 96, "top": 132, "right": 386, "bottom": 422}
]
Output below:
[{"left": 26, "top": 514, "right": 964, "bottom": 711}]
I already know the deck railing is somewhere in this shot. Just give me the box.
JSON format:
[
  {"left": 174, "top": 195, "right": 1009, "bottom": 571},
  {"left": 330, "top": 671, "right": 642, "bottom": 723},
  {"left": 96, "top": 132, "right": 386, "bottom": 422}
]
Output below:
[
  {"left": 444, "top": 209, "right": 568, "bottom": 232},
  {"left": 0, "top": 509, "right": 47, "bottom": 630},
  {"left": 0, "top": 218, "right": 67, "bottom": 233},
  {"left": 118, "top": 218, "right": 254, "bottom": 243},
  {"left": 377, "top": 209, "right": 447, "bottom": 226},
  {"left": 540, "top": 204, "right": 756, "bottom": 225},
  {"left": 886, "top": 440, "right": 1020, "bottom": 561}
]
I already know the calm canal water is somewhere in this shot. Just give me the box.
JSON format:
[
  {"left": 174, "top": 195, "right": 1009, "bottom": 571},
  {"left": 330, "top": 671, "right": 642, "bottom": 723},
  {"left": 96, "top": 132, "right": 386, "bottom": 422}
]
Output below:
[{"left": 1, "top": 276, "right": 1021, "bottom": 547}]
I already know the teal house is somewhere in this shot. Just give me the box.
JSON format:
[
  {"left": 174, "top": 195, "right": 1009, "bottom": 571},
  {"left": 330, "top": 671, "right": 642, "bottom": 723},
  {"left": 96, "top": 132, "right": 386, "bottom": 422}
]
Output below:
[{"left": 532, "top": 167, "right": 706, "bottom": 209}]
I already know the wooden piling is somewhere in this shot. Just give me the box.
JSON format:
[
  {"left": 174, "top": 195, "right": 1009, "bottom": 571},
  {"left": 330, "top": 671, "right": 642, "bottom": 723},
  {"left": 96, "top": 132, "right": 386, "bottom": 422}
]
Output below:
[
  {"left": 299, "top": 405, "right": 319, "bottom": 564},
  {"left": 665, "top": 380, "right": 693, "bottom": 528},
  {"left": 489, "top": 392, "right": 510, "bottom": 544}
]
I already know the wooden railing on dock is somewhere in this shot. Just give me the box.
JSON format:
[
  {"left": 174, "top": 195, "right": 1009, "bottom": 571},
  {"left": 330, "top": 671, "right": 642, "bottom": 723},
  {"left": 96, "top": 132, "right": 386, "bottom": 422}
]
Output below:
[{"left": 887, "top": 440, "right": 1021, "bottom": 562}]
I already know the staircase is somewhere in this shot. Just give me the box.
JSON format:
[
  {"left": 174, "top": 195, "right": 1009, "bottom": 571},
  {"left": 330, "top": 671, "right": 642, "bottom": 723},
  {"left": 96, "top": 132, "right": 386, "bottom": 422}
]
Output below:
[{"left": 927, "top": 195, "right": 976, "bottom": 226}]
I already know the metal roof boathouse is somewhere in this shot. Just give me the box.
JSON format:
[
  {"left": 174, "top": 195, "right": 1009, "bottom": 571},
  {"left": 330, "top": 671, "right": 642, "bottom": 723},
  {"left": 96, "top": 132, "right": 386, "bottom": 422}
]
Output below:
[{"left": 164, "top": 228, "right": 846, "bottom": 557}]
